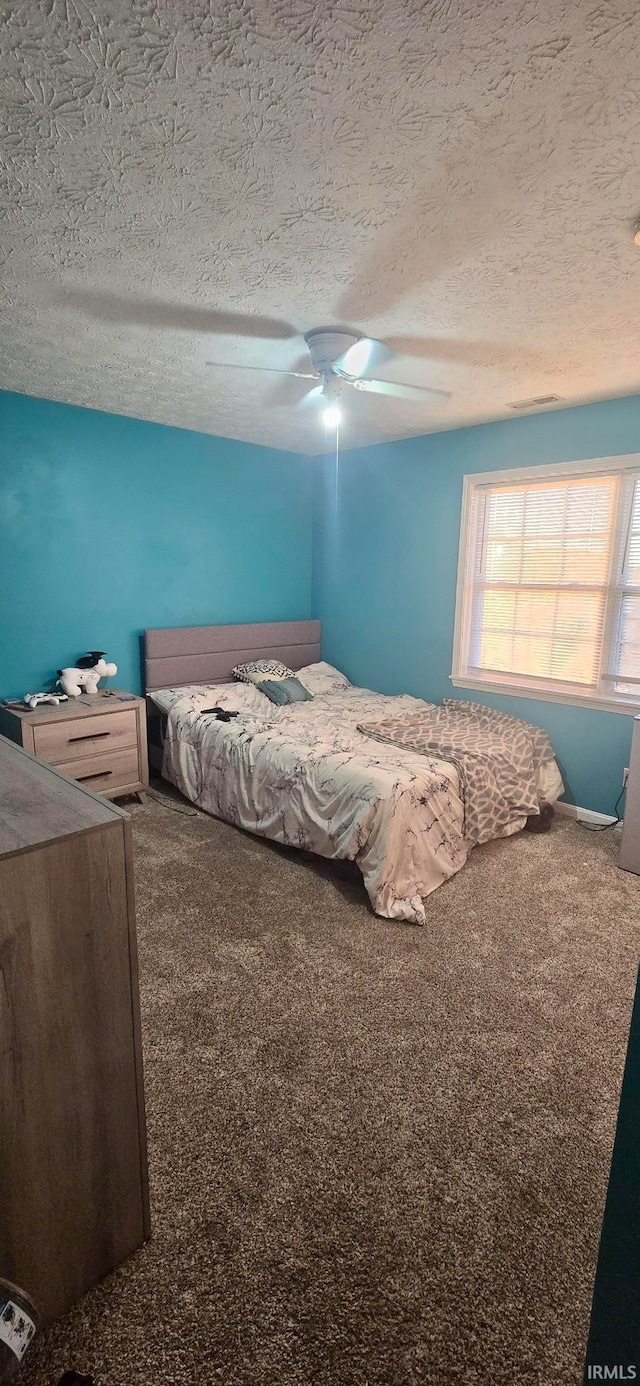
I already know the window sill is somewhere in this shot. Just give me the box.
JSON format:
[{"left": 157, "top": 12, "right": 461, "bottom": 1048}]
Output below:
[{"left": 450, "top": 674, "right": 640, "bottom": 718}]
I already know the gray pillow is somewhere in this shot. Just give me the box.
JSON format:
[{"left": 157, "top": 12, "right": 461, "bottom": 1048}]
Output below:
[{"left": 257, "top": 676, "right": 313, "bottom": 706}]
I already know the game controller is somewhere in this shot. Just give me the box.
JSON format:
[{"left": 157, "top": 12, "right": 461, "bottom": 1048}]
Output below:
[
  {"left": 201, "top": 706, "right": 240, "bottom": 721},
  {"left": 24, "top": 692, "right": 69, "bottom": 710}
]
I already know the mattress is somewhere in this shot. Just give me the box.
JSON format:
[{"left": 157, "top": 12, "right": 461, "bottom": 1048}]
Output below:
[{"left": 154, "top": 682, "right": 563, "bottom": 925}]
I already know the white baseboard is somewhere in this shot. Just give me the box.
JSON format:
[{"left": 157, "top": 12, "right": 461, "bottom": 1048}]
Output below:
[{"left": 554, "top": 801, "right": 619, "bottom": 827}]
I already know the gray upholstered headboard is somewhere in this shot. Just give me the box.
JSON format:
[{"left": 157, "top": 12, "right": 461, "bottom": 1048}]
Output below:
[{"left": 144, "top": 619, "right": 321, "bottom": 694}]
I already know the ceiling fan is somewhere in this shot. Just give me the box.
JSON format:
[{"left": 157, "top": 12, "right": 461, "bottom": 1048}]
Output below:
[
  {"left": 64, "top": 292, "right": 545, "bottom": 431},
  {"left": 207, "top": 328, "right": 451, "bottom": 428}
]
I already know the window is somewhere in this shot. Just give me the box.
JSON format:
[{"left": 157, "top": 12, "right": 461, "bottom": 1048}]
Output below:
[{"left": 452, "top": 456, "right": 640, "bottom": 711}]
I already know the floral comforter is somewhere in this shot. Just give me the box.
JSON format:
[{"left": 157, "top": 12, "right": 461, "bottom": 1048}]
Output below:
[
  {"left": 162, "top": 685, "right": 469, "bottom": 924},
  {"left": 161, "top": 685, "right": 561, "bottom": 925}
]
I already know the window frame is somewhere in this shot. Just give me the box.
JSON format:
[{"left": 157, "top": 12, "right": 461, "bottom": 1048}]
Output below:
[{"left": 451, "top": 453, "right": 640, "bottom": 716}]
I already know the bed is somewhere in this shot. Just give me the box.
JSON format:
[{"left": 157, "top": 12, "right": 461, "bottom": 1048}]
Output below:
[{"left": 144, "top": 620, "right": 563, "bottom": 925}]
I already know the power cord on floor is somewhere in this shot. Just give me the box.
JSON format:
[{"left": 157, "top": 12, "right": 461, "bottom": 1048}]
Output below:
[
  {"left": 57, "top": 1372, "right": 97, "bottom": 1385},
  {"left": 579, "top": 783, "right": 626, "bottom": 832},
  {"left": 146, "top": 785, "right": 201, "bottom": 817}
]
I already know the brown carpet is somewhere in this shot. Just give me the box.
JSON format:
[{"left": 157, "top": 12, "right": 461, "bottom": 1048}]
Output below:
[{"left": 20, "top": 793, "right": 640, "bottom": 1386}]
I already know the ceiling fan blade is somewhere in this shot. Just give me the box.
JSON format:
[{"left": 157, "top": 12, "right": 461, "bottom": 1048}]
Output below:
[
  {"left": 336, "top": 144, "right": 522, "bottom": 319},
  {"left": 333, "top": 337, "right": 390, "bottom": 380},
  {"left": 352, "top": 378, "right": 450, "bottom": 403},
  {"left": 206, "top": 360, "right": 316, "bottom": 379},
  {"left": 61, "top": 288, "right": 298, "bottom": 340},
  {"left": 259, "top": 377, "right": 323, "bottom": 409},
  {"left": 385, "top": 335, "right": 546, "bottom": 369},
  {"left": 296, "top": 385, "right": 324, "bottom": 408}
]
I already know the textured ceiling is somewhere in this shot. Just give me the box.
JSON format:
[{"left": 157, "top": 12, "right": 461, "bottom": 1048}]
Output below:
[{"left": 2, "top": 1, "right": 640, "bottom": 455}]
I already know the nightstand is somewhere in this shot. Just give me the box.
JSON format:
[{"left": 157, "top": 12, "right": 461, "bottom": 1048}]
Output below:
[{"left": 0, "top": 691, "right": 149, "bottom": 801}]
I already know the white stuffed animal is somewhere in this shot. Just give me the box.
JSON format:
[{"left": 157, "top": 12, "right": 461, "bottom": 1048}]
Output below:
[{"left": 57, "top": 651, "right": 118, "bottom": 698}]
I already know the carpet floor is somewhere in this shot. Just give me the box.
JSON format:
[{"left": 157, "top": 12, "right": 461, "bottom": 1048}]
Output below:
[{"left": 20, "top": 793, "right": 640, "bottom": 1386}]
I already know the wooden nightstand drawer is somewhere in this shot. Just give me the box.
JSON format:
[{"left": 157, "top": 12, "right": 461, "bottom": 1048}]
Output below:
[
  {"left": 33, "top": 707, "right": 138, "bottom": 765},
  {"left": 54, "top": 745, "right": 140, "bottom": 794},
  {"left": 0, "top": 692, "right": 148, "bottom": 801}
]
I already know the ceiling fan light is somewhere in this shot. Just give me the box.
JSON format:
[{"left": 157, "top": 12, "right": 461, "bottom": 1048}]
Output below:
[
  {"left": 323, "top": 404, "right": 341, "bottom": 428},
  {"left": 337, "top": 338, "right": 373, "bottom": 378}
]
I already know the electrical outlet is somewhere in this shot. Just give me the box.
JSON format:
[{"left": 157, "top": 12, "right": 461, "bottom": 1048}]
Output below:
[{"left": 623, "top": 766, "right": 630, "bottom": 788}]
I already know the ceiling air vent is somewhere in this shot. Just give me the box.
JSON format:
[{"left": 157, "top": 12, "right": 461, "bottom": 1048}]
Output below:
[{"left": 506, "top": 394, "right": 563, "bottom": 410}]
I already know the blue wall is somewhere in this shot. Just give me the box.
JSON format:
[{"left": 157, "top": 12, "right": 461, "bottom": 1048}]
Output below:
[
  {"left": 314, "top": 395, "right": 640, "bottom": 815},
  {"left": 3, "top": 386, "right": 639, "bottom": 814},
  {"left": 0, "top": 391, "right": 314, "bottom": 697}
]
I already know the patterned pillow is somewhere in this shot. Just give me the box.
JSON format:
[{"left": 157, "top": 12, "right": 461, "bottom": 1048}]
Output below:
[
  {"left": 232, "top": 659, "right": 294, "bottom": 686},
  {"left": 257, "top": 676, "right": 313, "bottom": 705}
]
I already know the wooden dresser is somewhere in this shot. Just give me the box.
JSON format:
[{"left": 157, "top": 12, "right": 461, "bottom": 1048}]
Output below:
[
  {"left": 0, "top": 691, "right": 149, "bottom": 801},
  {"left": 0, "top": 735, "right": 150, "bottom": 1323}
]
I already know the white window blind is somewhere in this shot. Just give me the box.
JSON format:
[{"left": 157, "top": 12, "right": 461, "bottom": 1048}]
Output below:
[
  {"left": 611, "top": 475, "right": 640, "bottom": 692},
  {"left": 452, "top": 459, "right": 640, "bottom": 710}
]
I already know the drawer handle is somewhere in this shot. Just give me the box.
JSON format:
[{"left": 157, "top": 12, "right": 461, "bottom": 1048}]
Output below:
[
  {"left": 69, "top": 730, "right": 111, "bottom": 743},
  {"left": 77, "top": 769, "right": 113, "bottom": 782}
]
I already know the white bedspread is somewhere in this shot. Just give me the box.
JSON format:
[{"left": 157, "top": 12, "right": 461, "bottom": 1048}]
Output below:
[{"left": 160, "top": 684, "right": 531, "bottom": 925}]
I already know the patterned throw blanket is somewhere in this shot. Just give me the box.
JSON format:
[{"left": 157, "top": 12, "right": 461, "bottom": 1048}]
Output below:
[{"left": 357, "top": 699, "right": 556, "bottom": 845}]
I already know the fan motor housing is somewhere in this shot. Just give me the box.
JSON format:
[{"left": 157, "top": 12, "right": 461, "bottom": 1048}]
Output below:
[{"left": 304, "top": 328, "right": 360, "bottom": 376}]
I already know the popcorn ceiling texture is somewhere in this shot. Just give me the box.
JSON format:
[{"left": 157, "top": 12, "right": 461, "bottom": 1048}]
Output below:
[{"left": 2, "top": 0, "right": 640, "bottom": 454}]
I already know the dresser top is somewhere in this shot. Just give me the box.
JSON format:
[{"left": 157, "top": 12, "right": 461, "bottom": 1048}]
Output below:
[
  {"left": 4, "top": 690, "right": 143, "bottom": 726},
  {"left": 0, "top": 735, "right": 125, "bottom": 858}
]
